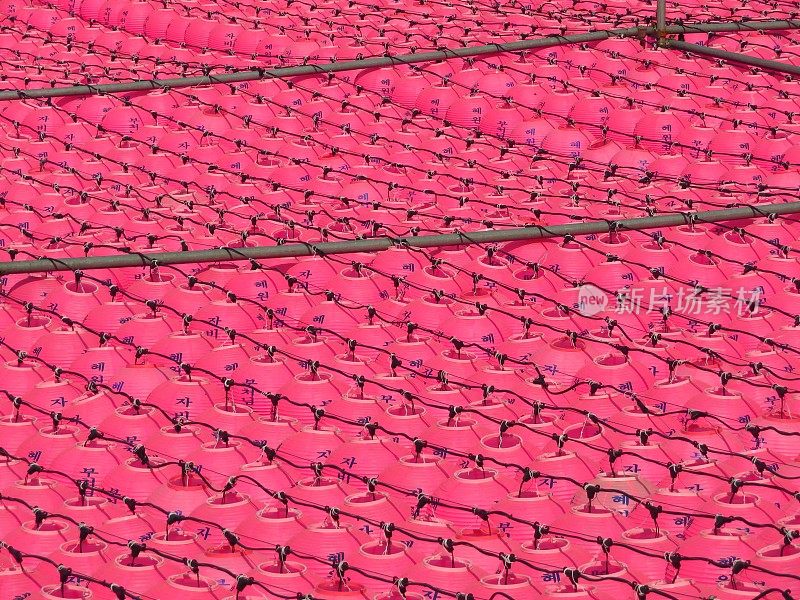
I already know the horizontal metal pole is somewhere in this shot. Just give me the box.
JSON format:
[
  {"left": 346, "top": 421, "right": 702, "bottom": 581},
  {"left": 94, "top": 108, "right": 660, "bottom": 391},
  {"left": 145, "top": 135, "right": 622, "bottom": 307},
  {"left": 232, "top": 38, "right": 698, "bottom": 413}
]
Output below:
[
  {"left": 665, "top": 38, "right": 800, "bottom": 75},
  {"left": 663, "top": 19, "right": 800, "bottom": 34},
  {"left": 3, "top": 19, "right": 800, "bottom": 101},
  {"left": 2, "top": 202, "right": 799, "bottom": 275}
]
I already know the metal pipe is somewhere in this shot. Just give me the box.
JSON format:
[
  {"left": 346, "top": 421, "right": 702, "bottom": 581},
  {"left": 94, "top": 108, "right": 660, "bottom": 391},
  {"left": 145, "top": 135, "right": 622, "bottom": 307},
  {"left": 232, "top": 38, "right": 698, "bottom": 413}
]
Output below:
[
  {"left": 656, "top": 0, "right": 667, "bottom": 41},
  {"left": 664, "top": 19, "right": 800, "bottom": 34},
  {"left": 3, "top": 19, "right": 800, "bottom": 101},
  {"left": 664, "top": 38, "right": 800, "bottom": 76},
  {"left": 2, "top": 203, "right": 798, "bottom": 275}
]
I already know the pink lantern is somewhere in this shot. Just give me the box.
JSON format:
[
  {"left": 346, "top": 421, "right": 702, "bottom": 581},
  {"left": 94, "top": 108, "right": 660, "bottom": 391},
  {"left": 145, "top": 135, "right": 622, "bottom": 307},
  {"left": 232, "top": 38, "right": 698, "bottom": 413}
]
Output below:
[
  {"left": 379, "top": 453, "right": 450, "bottom": 513},
  {"left": 0, "top": 557, "right": 48, "bottom": 599},
  {"left": 145, "top": 530, "right": 206, "bottom": 564},
  {"left": 1, "top": 314, "right": 55, "bottom": 360},
  {"left": 403, "top": 554, "right": 486, "bottom": 596},
  {"left": 101, "top": 448, "right": 172, "bottom": 500},
  {"left": 146, "top": 573, "right": 225, "bottom": 598},
  {"left": 347, "top": 540, "right": 416, "bottom": 597},
  {"left": 551, "top": 504, "right": 628, "bottom": 554},
  {"left": 572, "top": 471, "right": 654, "bottom": 515},
  {"left": 611, "top": 528, "right": 679, "bottom": 583},
  {"left": 277, "top": 372, "right": 348, "bottom": 426},
  {"left": 0, "top": 413, "right": 40, "bottom": 455},
  {"left": 33, "top": 584, "right": 96, "bottom": 599},
  {"left": 743, "top": 543, "right": 800, "bottom": 596},
  {"left": 344, "top": 490, "right": 405, "bottom": 527},
  {"left": 254, "top": 560, "right": 315, "bottom": 597},
  {"left": 0, "top": 357, "right": 47, "bottom": 398},
  {"left": 290, "top": 475, "right": 355, "bottom": 510},
  {"left": 237, "top": 505, "right": 305, "bottom": 548},
  {"left": 69, "top": 346, "right": 133, "bottom": 387},
  {"left": 630, "top": 488, "right": 706, "bottom": 539},
  {"left": 277, "top": 426, "right": 345, "bottom": 478},
  {"left": 711, "top": 580, "right": 773, "bottom": 599},
  {"left": 529, "top": 449, "right": 602, "bottom": 503},
  {"left": 115, "top": 313, "right": 174, "bottom": 350},
  {"left": 685, "top": 491, "right": 783, "bottom": 538},
  {"left": 575, "top": 350, "right": 656, "bottom": 394},
  {"left": 188, "top": 491, "right": 258, "bottom": 549},
  {"left": 676, "top": 527, "right": 760, "bottom": 586},
  {"left": 26, "top": 377, "right": 86, "bottom": 417},
  {"left": 186, "top": 439, "right": 251, "bottom": 488},
  {"left": 541, "top": 584, "right": 599, "bottom": 598},
  {"left": 147, "top": 470, "right": 212, "bottom": 516},
  {"left": 82, "top": 301, "right": 137, "bottom": 336},
  {"left": 53, "top": 437, "right": 124, "bottom": 490},
  {"left": 16, "top": 422, "right": 82, "bottom": 470},
  {"left": 91, "top": 551, "right": 179, "bottom": 600},
  {"left": 51, "top": 537, "right": 112, "bottom": 581},
  {"left": 516, "top": 536, "right": 593, "bottom": 586},
  {"left": 422, "top": 416, "right": 484, "bottom": 458},
  {"left": 453, "top": 528, "right": 517, "bottom": 573},
  {"left": 472, "top": 432, "right": 536, "bottom": 475},
  {"left": 327, "top": 436, "right": 403, "bottom": 490},
  {"left": 0, "top": 456, "right": 28, "bottom": 491},
  {"left": 287, "top": 521, "right": 367, "bottom": 580},
  {"left": 31, "top": 327, "right": 93, "bottom": 368},
  {"left": 433, "top": 467, "right": 512, "bottom": 530},
  {"left": 147, "top": 331, "right": 215, "bottom": 373},
  {"left": 146, "top": 374, "right": 223, "bottom": 422},
  {"left": 232, "top": 354, "right": 293, "bottom": 415},
  {"left": 578, "top": 559, "right": 639, "bottom": 598},
  {"left": 100, "top": 511, "right": 162, "bottom": 546},
  {"left": 648, "top": 578, "right": 709, "bottom": 598},
  {"left": 4, "top": 517, "right": 72, "bottom": 562},
  {"left": 196, "top": 403, "right": 255, "bottom": 435}
]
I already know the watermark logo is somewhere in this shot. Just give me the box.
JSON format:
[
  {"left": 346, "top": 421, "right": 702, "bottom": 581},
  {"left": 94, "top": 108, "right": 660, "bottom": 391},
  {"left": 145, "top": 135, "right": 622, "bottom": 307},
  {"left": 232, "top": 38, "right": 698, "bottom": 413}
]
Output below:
[
  {"left": 576, "top": 285, "right": 764, "bottom": 318},
  {"left": 615, "top": 286, "right": 763, "bottom": 317},
  {"left": 577, "top": 284, "right": 608, "bottom": 316}
]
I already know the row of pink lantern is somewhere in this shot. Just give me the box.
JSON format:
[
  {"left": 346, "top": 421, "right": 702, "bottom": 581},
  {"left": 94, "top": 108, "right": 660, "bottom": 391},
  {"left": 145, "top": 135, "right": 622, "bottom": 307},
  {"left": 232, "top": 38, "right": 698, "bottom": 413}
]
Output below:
[
  {"left": 4, "top": 116, "right": 798, "bottom": 208},
  {"left": 0, "top": 273, "right": 792, "bottom": 354},
  {"left": 0, "top": 244, "right": 796, "bottom": 576},
  {"left": 34, "top": 82, "right": 800, "bottom": 170},
  {"left": 2, "top": 1, "right": 800, "bottom": 132},
  {"left": 2, "top": 256, "right": 800, "bottom": 465},
  {"left": 3, "top": 94, "right": 800, "bottom": 226},
  {"left": 0, "top": 241, "right": 793, "bottom": 466},
  {"left": 4, "top": 3, "right": 800, "bottom": 110},
  {"left": 3, "top": 24, "right": 800, "bottom": 140},
  {"left": 11, "top": 0, "right": 796, "bottom": 62},
  {"left": 2, "top": 11, "right": 800, "bottom": 117},
  {"left": 3, "top": 206, "right": 800, "bottom": 308},
  {"left": 0, "top": 66, "right": 798, "bottom": 207},
  {"left": 0, "top": 0, "right": 648, "bottom": 65},
  {"left": 1, "top": 381, "right": 799, "bottom": 599},
  {"left": 0, "top": 26, "right": 798, "bottom": 196},
  {"left": 1, "top": 205, "right": 800, "bottom": 360}
]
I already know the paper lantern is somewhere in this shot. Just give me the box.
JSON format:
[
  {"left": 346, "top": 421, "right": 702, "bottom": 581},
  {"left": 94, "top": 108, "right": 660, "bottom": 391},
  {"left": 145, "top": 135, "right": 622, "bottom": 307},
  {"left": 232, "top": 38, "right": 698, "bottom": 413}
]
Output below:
[
  {"left": 676, "top": 527, "right": 760, "bottom": 586},
  {"left": 254, "top": 560, "right": 315, "bottom": 597},
  {"left": 403, "top": 554, "right": 486, "bottom": 596},
  {"left": 287, "top": 521, "right": 367, "bottom": 581},
  {"left": 433, "top": 468, "right": 512, "bottom": 531},
  {"left": 91, "top": 551, "right": 179, "bottom": 600},
  {"left": 346, "top": 540, "right": 416, "bottom": 597},
  {"left": 188, "top": 491, "right": 259, "bottom": 549}
]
